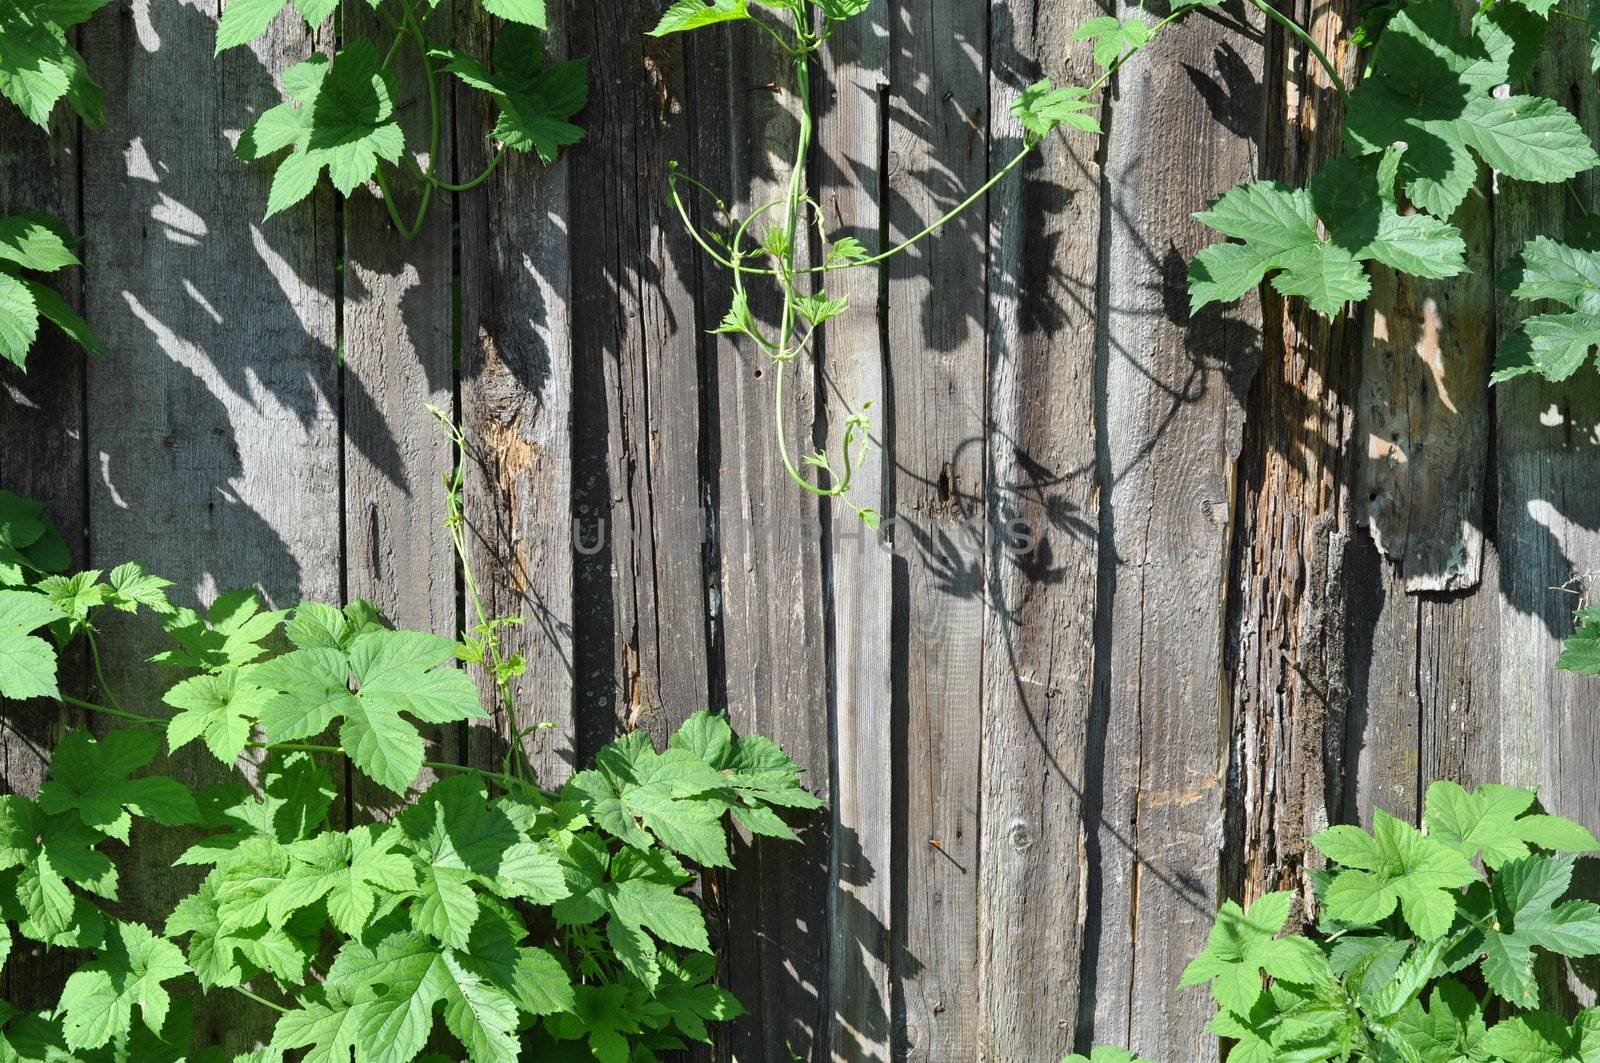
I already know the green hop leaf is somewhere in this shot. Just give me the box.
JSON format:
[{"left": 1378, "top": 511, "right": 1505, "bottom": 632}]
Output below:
[
  {"left": 1344, "top": 0, "right": 1598, "bottom": 218},
  {"left": 1424, "top": 780, "right": 1599, "bottom": 868},
  {"left": 1010, "top": 79, "right": 1101, "bottom": 140},
  {"left": 649, "top": 0, "right": 749, "bottom": 36},
  {"left": 436, "top": 26, "right": 587, "bottom": 164},
  {"left": 58, "top": 921, "right": 188, "bottom": 1051},
  {"left": 1560, "top": 602, "right": 1600, "bottom": 674},
  {"left": 1191, "top": 150, "right": 1466, "bottom": 318},
  {"left": 163, "top": 665, "right": 275, "bottom": 764},
  {"left": 0, "top": 490, "right": 71, "bottom": 586},
  {"left": 1072, "top": 15, "right": 1153, "bottom": 68},
  {"left": 236, "top": 39, "right": 405, "bottom": 218},
  {"left": 268, "top": 824, "right": 415, "bottom": 936},
  {"left": 1494, "top": 236, "right": 1600, "bottom": 384},
  {"left": 1388, "top": 978, "right": 1490, "bottom": 1062},
  {"left": 0, "top": 589, "right": 64, "bottom": 700},
  {"left": 0, "top": 0, "right": 111, "bottom": 127},
  {"left": 1463, "top": 855, "right": 1600, "bottom": 1007},
  {"left": 566, "top": 730, "right": 732, "bottom": 866},
  {"left": 150, "top": 588, "right": 286, "bottom": 673},
  {"left": 253, "top": 627, "right": 487, "bottom": 794},
  {"left": 1062, "top": 1049, "right": 1158, "bottom": 1063},
  {"left": 1178, "top": 890, "right": 1329, "bottom": 1015},
  {"left": 1483, "top": 1007, "right": 1600, "bottom": 1063},
  {"left": 0, "top": 212, "right": 97, "bottom": 370},
  {"left": 1311, "top": 808, "right": 1477, "bottom": 939},
  {"left": 38, "top": 729, "right": 200, "bottom": 842}
]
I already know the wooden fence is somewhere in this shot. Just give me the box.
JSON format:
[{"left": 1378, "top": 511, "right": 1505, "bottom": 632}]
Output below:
[{"left": 2, "top": 0, "right": 1599, "bottom": 1059}]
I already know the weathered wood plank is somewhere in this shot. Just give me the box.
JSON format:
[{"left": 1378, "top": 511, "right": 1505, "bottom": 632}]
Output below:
[
  {"left": 0, "top": 68, "right": 88, "bottom": 1012},
  {"left": 343, "top": 0, "right": 458, "bottom": 815},
  {"left": 1088, "top": 3, "right": 1262, "bottom": 1056},
  {"left": 886, "top": 0, "right": 990, "bottom": 1056},
  {"left": 569, "top": 0, "right": 710, "bottom": 755},
  {"left": 976, "top": 0, "right": 1100, "bottom": 1054},
  {"left": 814, "top": 4, "right": 895, "bottom": 1059},
  {"left": 683, "top": 15, "right": 834, "bottom": 1060},
  {"left": 1491, "top": 18, "right": 1600, "bottom": 806},
  {"left": 79, "top": 0, "right": 340, "bottom": 1047},
  {"left": 456, "top": 10, "right": 577, "bottom": 788},
  {"left": 1224, "top": 0, "right": 1360, "bottom": 912}
]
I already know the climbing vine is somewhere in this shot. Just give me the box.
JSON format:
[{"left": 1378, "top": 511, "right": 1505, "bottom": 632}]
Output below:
[
  {"left": 661, "top": 0, "right": 1600, "bottom": 520},
  {"left": 0, "top": 420, "right": 821, "bottom": 1061}
]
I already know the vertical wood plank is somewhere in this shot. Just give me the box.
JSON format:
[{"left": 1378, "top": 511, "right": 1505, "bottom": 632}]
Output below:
[
  {"left": 977, "top": 0, "right": 1100, "bottom": 1055},
  {"left": 815, "top": 3, "right": 895, "bottom": 1059},
  {"left": 886, "top": 0, "right": 989, "bottom": 1057},
  {"left": 343, "top": 0, "right": 457, "bottom": 813},
  {"left": 78, "top": 0, "right": 339, "bottom": 1047},
  {"left": 1492, "top": 17, "right": 1600, "bottom": 806},
  {"left": 1089, "top": 5, "right": 1262, "bottom": 1057},
  {"left": 569, "top": 0, "right": 710, "bottom": 754},
  {"left": 456, "top": 9, "right": 576, "bottom": 787},
  {"left": 685, "top": 13, "right": 834, "bottom": 1060},
  {"left": 0, "top": 72, "right": 88, "bottom": 1012}
]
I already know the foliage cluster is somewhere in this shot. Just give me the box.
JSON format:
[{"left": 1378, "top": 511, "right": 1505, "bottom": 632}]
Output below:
[
  {"left": 1073, "top": 780, "right": 1600, "bottom": 1062},
  {"left": 0, "top": 0, "right": 589, "bottom": 369},
  {"left": 0, "top": 481, "right": 821, "bottom": 1062}
]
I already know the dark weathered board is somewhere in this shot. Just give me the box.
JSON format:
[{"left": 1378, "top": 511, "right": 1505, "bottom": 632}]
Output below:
[
  {"left": 568, "top": 0, "right": 711, "bottom": 755},
  {"left": 0, "top": 68, "right": 87, "bottom": 1014},
  {"left": 684, "top": 15, "right": 834, "bottom": 1061},
  {"left": 4, "top": 0, "right": 1600, "bottom": 1060}
]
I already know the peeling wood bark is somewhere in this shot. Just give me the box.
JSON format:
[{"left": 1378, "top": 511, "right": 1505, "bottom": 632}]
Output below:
[{"left": 1358, "top": 186, "right": 1493, "bottom": 594}]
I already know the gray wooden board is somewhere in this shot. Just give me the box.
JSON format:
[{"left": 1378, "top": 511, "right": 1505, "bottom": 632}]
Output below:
[
  {"left": 342, "top": 0, "right": 458, "bottom": 817},
  {"left": 1088, "top": 0, "right": 1263, "bottom": 1056},
  {"left": 78, "top": 1, "right": 340, "bottom": 1049},
  {"left": 978, "top": 0, "right": 1102, "bottom": 1055}
]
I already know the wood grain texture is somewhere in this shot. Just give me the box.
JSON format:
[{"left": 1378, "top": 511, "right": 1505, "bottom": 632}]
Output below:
[
  {"left": 1087, "top": 1, "right": 1262, "bottom": 1055},
  {"left": 0, "top": 67, "right": 88, "bottom": 1013},
  {"left": 457, "top": 7, "right": 577, "bottom": 788},
  {"left": 342, "top": 0, "right": 458, "bottom": 817},
  {"left": 815, "top": 4, "right": 894, "bottom": 1060},
  {"left": 976, "top": 0, "right": 1100, "bottom": 1055},
  {"left": 683, "top": 15, "right": 834, "bottom": 1060},
  {"left": 78, "top": 0, "right": 340, "bottom": 1048},
  {"left": 885, "top": 0, "right": 990, "bottom": 1057}
]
